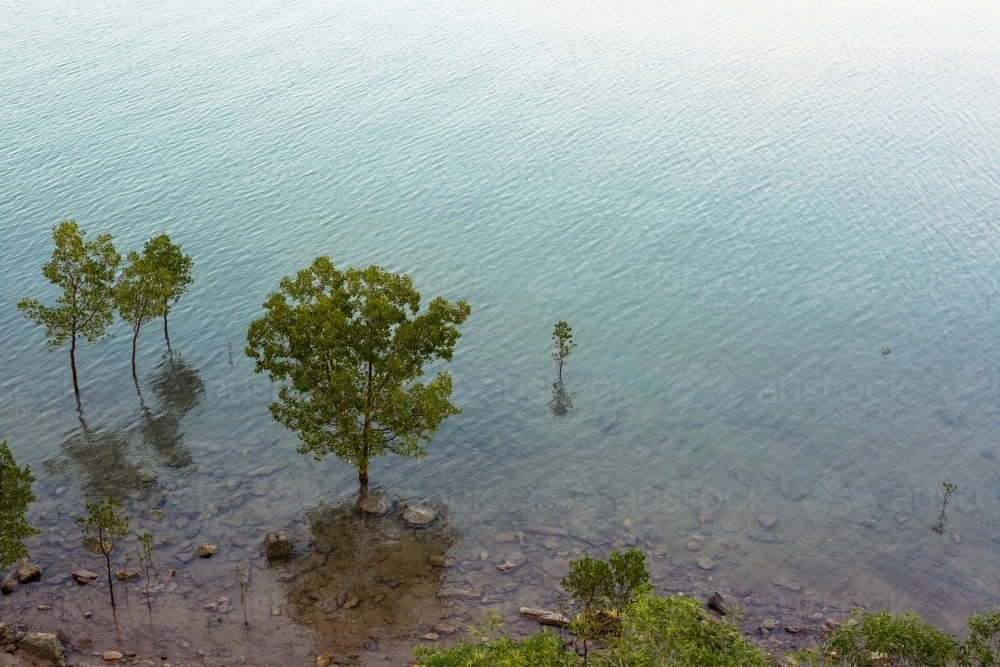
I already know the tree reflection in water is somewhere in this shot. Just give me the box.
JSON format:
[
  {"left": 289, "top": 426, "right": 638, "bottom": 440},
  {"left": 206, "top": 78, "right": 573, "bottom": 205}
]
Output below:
[
  {"left": 282, "top": 494, "right": 459, "bottom": 658},
  {"left": 549, "top": 381, "right": 573, "bottom": 417},
  {"left": 47, "top": 350, "right": 204, "bottom": 498}
]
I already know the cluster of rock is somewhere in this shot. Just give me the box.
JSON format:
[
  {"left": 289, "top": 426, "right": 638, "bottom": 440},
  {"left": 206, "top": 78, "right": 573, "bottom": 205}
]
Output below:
[
  {"left": 1, "top": 561, "right": 42, "bottom": 595},
  {"left": 0, "top": 622, "right": 67, "bottom": 667}
]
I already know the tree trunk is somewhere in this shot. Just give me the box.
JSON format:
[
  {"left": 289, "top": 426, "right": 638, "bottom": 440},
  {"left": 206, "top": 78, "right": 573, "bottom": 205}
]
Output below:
[
  {"left": 358, "top": 467, "right": 369, "bottom": 488},
  {"left": 163, "top": 310, "right": 170, "bottom": 348},
  {"left": 131, "top": 324, "right": 140, "bottom": 380},
  {"left": 70, "top": 333, "right": 80, "bottom": 400},
  {"left": 105, "top": 553, "right": 116, "bottom": 609}
]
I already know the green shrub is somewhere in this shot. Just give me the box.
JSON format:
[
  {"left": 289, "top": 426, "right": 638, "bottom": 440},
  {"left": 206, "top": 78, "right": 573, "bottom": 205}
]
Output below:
[
  {"left": 598, "top": 593, "right": 772, "bottom": 667},
  {"left": 414, "top": 630, "right": 577, "bottom": 667},
  {"left": 960, "top": 609, "right": 1000, "bottom": 666},
  {"left": 823, "top": 610, "right": 959, "bottom": 667}
]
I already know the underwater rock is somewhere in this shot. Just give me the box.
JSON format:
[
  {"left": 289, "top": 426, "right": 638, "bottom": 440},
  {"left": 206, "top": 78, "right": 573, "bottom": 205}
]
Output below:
[
  {"left": 264, "top": 531, "right": 292, "bottom": 562},
  {"left": 197, "top": 543, "right": 217, "bottom": 558},
  {"left": 403, "top": 505, "right": 437, "bottom": 526},
  {"left": 359, "top": 494, "right": 392, "bottom": 515}
]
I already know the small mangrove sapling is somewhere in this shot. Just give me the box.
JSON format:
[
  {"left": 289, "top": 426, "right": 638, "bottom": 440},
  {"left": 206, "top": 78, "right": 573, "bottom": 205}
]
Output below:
[
  {"left": 551, "top": 321, "right": 576, "bottom": 381},
  {"left": 137, "top": 532, "right": 154, "bottom": 620},
  {"left": 932, "top": 482, "right": 957, "bottom": 535},
  {"left": 76, "top": 497, "right": 131, "bottom": 610},
  {"left": 236, "top": 565, "right": 249, "bottom": 627}
]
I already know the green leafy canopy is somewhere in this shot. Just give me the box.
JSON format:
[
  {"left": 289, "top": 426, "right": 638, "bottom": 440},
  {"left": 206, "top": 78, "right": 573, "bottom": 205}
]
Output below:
[
  {"left": 246, "top": 257, "right": 471, "bottom": 483},
  {"left": 0, "top": 440, "right": 39, "bottom": 569},
  {"left": 17, "top": 221, "right": 120, "bottom": 347}
]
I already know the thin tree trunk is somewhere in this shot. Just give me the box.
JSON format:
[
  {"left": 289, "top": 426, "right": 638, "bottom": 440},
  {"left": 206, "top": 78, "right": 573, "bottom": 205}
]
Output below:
[
  {"left": 131, "top": 325, "right": 140, "bottom": 380},
  {"left": 70, "top": 333, "right": 80, "bottom": 400},
  {"left": 105, "top": 552, "right": 116, "bottom": 609},
  {"left": 163, "top": 310, "right": 170, "bottom": 348}
]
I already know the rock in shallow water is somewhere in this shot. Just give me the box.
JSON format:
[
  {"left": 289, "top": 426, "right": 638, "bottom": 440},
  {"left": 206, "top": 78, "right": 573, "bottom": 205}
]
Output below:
[
  {"left": 197, "top": 543, "right": 217, "bottom": 558},
  {"left": 73, "top": 569, "right": 99, "bottom": 585},
  {"left": 18, "top": 632, "right": 66, "bottom": 666},
  {"left": 1, "top": 572, "right": 18, "bottom": 595},
  {"left": 403, "top": 505, "right": 437, "bottom": 526},
  {"left": 359, "top": 494, "right": 392, "bottom": 515},
  {"left": 264, "top": 531, "right": 292, "bottom": 562},
  {"left": 17, "top": 561, "right": 42, "bottom": 583}
]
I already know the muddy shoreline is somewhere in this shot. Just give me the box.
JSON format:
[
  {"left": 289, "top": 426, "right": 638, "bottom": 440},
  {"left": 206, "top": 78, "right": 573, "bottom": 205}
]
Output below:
[{"left": 1, "top": 491, "right": 882, "bottom": 666}]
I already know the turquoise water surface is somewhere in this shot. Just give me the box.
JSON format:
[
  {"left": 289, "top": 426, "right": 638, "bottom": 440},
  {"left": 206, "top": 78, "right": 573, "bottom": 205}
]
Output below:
[{"left": 3, "top": 0, "right": 1000, "bottom": 660}]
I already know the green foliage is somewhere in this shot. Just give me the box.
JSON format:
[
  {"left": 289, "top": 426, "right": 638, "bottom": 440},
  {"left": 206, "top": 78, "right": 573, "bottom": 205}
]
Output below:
[
  {"left": 960, "top": 609, "right": 1000, "bottom": 666},
  {"left": 415, "top": 630, "right": 576, "bottom": 667},
  {"left": 823, "top": 610, "right": 959, "bottom": 667},
  {"left": 412, "top": 594, "right": 770, "bottom": 667},
  {"left": 76, "top": 497, "right": 131, "bottom": 609},
  {"left": 551, "top": 321, "right": 576, "bottom": 380},
  {"left": 140, "top": 234, "right": 193, "bottom": 340},
  {"left": 17, "top": 221, "right": 121, "bottom": 397},
  {"left": 599, "top": 593, "right": 771, "bottom": 667},
  {"left": 245, "top": 258, "right": 471, "bottom": 485},
  {"left": 0, "top": 440, "right": 39, "bottom": 569},
  {"left": 115, "top": 251, "right": 171, "bottom": 377},
  {"left": 562, "top": 548, "right": 652, "bottom": 615}
]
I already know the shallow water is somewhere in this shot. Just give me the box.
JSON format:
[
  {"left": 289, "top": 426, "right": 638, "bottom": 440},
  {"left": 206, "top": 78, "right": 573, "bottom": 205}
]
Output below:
[{"left": 3, "top": 0, "right": 1000, "bottom": 662}]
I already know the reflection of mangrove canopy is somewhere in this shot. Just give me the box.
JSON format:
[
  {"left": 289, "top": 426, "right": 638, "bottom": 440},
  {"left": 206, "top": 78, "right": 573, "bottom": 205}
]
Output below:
[
  {"left": 282, "top": 495, "right": 457, "bottom": 658},
  {"left": 46, "top": 350, "right": 204, "bottom": 498}
]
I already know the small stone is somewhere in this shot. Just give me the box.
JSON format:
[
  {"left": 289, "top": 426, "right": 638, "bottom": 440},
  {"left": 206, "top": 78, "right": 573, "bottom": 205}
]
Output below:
[
  {"left": 707, "top": 592, "right": 727, "bottom": 615},
  {"left": 197, "top": 544, "right": 217, "bottom": 558},
  {"left": 422, "top": 633, "right": 440, "bottom": 641},
  {"left": 757, "top": 514, "right": 779, "bottom": 529},
  {"left": 495, "top": 532, "right": 517, "bottom": 543},
  {"left": 264, "top": 531, "right": 292, "bottom": 562},
  {"left": 116, "top": 569, "right": 141, "bottom": 581},
  {"left": 851, "top": 592, "right": 870, "bottom": 609},
  {"left": 36, "top": 604, "right": 51, "bottom": 610},
  {"left": 697, "top": 557, "right": 715, "bottom": 570},
  {"left": 686, "top": 541, "right": 701, "bottom": 551},
  {"left": 748, "top": 530, "right": 777, "bottom": 543},
  {"left": 772, "top": 577, "right": 802, "bottom": 592},
  {"left": 952, "top": 533, "right": 962, "bottom": 544},
  {"left": 429, "top": 555, "right": 454, "bottom": 568},
  {"left": 104, "top": 650, "right": 124, "bottom": 660},
  {"left": 84, "top": 611, "right": 92, "bottom": 618},
  {"left": 0, "top": 623, "right": 13, "bottom": 645},
  {"left": 480, "top": 551, "right": 490, "bottom": 561},
  {"left": 360, "top": 494, "right": 392, "bottom": 515},
  {"left": 73, "top": 569, "right": 99, "bottom": 585},
  {"left": 403, "top": 505, "right": 437, "bottom": 526},
  {"left": 17, "top": 561, "right": 42, "bottom": 583},
  {"left": 18, "top": 633, "right": 66, "bottom": 665},
  {"left": 623, "top": 518, "right": 633, "bottom": 528},
  {"left": 610, "top": 539, "right": 626, "bottom": 549},
  {"left": 624, "top": 533, "right": 638, "bottom": 546},
  {"left": 526, "top": 525, "right": 568, "bottom": 536},
  {"left": 542, "top": 536, "right": 560, "bottom": 549},
  {"left": 1, "top": 572, "right": 18, "bottom": 595},
  {"left": 316, "top": 654, "right": 333, "bottom": 667},
  {"left": 699, "top": 509, "right": 716, "bottom": 524},
  {"left": 344, "top": 597, "right": 359, "bottom": 609},
  {"left": 432, "top": 622, "right": 458, "bottom": 635},
  {"left": 498, "top": 553, "right": 526, "bottom": 572},
  {"left": 439, "top": 587, "right": 482, "bottom": 599}
]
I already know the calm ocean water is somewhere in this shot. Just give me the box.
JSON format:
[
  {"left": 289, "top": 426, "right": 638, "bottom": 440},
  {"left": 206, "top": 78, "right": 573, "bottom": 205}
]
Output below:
[{"left": 3, "top": 0, "right": 1000, "bottom": 660}]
